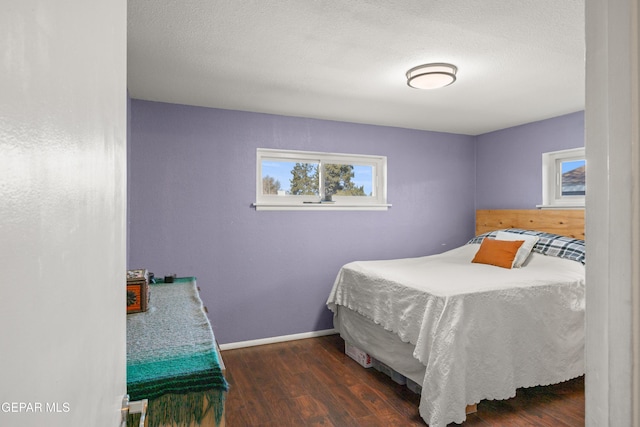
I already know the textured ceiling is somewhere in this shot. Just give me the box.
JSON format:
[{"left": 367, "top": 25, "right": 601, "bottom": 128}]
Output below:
[{"left": 127, "top": 0, "right": 585, "bottom": 136}]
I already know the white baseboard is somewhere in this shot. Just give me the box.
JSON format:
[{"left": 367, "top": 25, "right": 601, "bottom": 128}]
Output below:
[{"left": 218, "top": 328, "right": 337, "bottom": 351}]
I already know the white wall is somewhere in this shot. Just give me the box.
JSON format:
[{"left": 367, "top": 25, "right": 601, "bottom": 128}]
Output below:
[
  {"left": 585, "top": 0, "right": 640, "bottom": 425},
  {"left": 0, "top": 1, "right": 127, "bottom": 427}
]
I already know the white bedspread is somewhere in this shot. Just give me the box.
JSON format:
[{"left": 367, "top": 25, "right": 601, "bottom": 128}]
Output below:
[{"left": 326, "top": 244, "right": 585, "bottom": 427}]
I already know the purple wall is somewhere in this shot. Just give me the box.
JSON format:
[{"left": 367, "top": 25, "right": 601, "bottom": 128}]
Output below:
[
  {"left": 128, "top": 100, "right": 476, "bottom": 344},
  {"left": 475, "top": 111, "right": 585, "bottom": 209},
  {"left": 128, "top": 101, "right": 585, "bottom": 344}
]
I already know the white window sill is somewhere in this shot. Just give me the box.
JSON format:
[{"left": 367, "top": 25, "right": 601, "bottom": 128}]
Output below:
[
  {"left": 253, "top": 202, "right": 391, "bottom": 211},
  {"left": 536, "top": 204, "right": 585, "bottom": 210}
]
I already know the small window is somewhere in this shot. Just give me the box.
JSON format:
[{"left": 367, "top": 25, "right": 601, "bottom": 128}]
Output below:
[
  {"left": 254, "top": 148, "right": 389, "bottom": 211},
  {"left": 540, "top": 147, "right": 585, "bottom": 208}
]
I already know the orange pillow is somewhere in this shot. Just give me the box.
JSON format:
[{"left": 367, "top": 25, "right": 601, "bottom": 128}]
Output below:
[{"left": 472, "top": 238, "right": 525, "bottom": 269}]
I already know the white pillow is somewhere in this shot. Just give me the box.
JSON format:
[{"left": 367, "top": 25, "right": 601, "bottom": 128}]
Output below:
[{"left": 495, "top": 231, "right": 539, "bottom": 268}]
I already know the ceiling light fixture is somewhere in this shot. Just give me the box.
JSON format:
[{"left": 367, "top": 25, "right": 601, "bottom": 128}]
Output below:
[{"left": 406, "top": 63, "right": 457, "bottom": 90}]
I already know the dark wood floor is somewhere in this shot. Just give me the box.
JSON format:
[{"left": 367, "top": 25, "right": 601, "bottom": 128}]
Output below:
[{"left": 221, "top": 334, "right": 584, "bottom": 426}]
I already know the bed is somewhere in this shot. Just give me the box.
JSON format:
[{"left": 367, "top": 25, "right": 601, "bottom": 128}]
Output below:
[{"left": 326, "top": 209, "right": 585, "bottom": 427}]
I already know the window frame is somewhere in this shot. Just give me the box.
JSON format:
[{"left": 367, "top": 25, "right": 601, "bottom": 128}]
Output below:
[
  {"left": 254, "top": 148, "right": 390, "bottom": 211},
  {"left": 540, "top": 147, "right": 585, "bottom": 209}
]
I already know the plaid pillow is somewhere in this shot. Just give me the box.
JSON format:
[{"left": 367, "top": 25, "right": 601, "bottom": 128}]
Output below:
[{"left": 468, "top": 228, "right": 586, "bottom": 265}]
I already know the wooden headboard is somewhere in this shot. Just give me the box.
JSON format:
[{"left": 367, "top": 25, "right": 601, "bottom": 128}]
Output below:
[{"left": 476, "top": 209, "right": 585, "bottom": 240}]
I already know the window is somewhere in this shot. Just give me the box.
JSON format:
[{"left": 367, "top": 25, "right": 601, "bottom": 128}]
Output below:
[
  {"left": 254, "top": 148, "right": 389, "bottom": 211},
  {"left": 540, "top": 147, "right": 585, "bottom": 208}
]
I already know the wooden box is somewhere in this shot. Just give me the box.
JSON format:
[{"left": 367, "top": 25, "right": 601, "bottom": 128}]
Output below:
[{"left": 127, "top": 269, "right": 150, "bottom": 314}]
